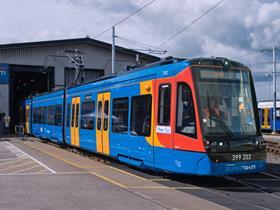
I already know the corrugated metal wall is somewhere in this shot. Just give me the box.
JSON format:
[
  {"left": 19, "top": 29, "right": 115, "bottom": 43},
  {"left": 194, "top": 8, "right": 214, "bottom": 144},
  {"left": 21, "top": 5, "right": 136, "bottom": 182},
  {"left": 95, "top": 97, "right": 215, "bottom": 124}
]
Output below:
[
  {"left": 0, "top": 40, "right": 158, "bottom": 130},
  {"left": 65, "top": 68, "right": 104, "bottom": 86},
  {"left": 0, "top": 84, "right": 9, "bottom": 115},
  {"left": 0, "top": 42, "right": 156, "bottom": 87}
]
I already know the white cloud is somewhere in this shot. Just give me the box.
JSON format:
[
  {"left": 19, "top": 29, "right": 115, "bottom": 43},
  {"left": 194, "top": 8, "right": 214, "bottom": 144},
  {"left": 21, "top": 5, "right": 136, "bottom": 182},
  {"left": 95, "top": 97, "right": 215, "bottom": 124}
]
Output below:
[
  {"left": 0, "top": 0, "right": 279, "bottom": 100},
  {"left": 244, "top": 1, "right": 280, "bottom": 48},
  {"left": 201, "top": 37, "right": 248, "bottom": 58}
]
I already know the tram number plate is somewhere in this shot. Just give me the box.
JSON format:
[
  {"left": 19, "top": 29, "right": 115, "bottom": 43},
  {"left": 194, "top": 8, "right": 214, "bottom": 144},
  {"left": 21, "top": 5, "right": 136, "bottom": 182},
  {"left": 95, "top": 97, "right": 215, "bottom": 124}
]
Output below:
[{"left": 232, "top": 153, "right": 251, "bottom": 161}]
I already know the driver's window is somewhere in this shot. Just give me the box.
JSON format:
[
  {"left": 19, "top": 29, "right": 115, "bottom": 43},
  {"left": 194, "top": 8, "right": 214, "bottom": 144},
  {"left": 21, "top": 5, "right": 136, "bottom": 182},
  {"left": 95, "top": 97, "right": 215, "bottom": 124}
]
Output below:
[{"left": 176, "top": 83, "right": 196, "bottom": 138}]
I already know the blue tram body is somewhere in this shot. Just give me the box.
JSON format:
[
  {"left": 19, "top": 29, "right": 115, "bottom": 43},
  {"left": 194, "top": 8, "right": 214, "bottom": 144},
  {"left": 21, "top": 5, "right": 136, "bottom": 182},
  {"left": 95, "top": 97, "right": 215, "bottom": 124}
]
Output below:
[
  {"left": 24, "top": 57, "right": 266, "bottom": 176},
  {"left": 31, "top": 90, "right": 64, "bottom": 143}
]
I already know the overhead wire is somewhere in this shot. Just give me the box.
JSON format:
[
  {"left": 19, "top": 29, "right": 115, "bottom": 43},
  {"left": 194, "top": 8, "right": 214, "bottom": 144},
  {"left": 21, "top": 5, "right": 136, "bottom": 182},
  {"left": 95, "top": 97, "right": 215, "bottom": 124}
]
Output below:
[
  {"left": 117, "top": 36, "right": 162, "bottom": 50},
  {"left": 157, "top": 0, "right": 225, "bottom": 48},
  {"left": 94, "top": 0, "right": 156, "bottom": 39},
  {"left": 116, "top": 36, "right": 167, "bottom": 54}
]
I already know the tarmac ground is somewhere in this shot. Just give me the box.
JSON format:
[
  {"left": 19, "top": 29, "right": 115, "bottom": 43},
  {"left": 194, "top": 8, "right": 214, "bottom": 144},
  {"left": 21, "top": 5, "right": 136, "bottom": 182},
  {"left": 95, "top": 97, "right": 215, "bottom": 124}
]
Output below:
[{"left": 0, "top": 136, "right": 280, "bottom": 210}]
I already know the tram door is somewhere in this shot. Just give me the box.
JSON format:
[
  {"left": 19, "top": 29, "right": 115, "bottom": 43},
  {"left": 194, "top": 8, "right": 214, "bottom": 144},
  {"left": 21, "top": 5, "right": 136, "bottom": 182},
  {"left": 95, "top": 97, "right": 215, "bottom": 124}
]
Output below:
[
  {"left": 71, "top": 97, "right": 80, "bottom": 147},
  {"left": 261, "top": 108, "right": 271, "bottom": 129},
  {"left": 96, "top": 92, "right": 110, "bottom": 155},
  {"left": 25, "top": 105, "right": 30, "bottom": 134}
]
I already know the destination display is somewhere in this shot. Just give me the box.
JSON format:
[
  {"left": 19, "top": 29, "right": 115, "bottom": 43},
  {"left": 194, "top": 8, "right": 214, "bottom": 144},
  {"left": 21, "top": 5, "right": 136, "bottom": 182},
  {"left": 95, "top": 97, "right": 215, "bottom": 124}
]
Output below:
[{"left": 199, "top": 68, "right": 245, "bottom": 81}]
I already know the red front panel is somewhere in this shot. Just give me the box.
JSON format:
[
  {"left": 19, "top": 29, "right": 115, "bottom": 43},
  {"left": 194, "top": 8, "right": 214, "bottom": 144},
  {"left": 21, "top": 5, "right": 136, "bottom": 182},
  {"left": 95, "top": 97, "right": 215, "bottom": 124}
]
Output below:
[{"left": 153, "top": 66, "right": 206, "bottom": 153}]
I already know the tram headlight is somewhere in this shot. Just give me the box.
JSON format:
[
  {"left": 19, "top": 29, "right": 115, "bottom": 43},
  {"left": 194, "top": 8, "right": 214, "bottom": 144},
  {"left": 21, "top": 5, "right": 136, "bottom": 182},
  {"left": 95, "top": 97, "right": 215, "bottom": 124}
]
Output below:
[
  {"left": 203, "top": 138, "right": 212, "bottom": 152},
  {"left": 216, "top": 140, "right": 228, "bottom": 152},
  {"left": 204, "top": 139, "right": 229, "bottom": 152},
  {"left": 254, "top": 136, "right": 266, "bottom": 150},
  {"left": 210, "top": 141, "right": 218, "bottom": 152},
  {"left": 255, "top": 136, "right": 264, "bottom": 145},
  {"left": 211, "top": 141, "right": 217, "bottom": 146}
]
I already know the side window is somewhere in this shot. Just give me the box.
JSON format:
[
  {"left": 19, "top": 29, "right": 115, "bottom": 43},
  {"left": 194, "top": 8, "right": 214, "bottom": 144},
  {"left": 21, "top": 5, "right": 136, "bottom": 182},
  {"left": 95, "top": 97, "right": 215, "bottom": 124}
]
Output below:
[
  {"left": 66, "top": 103, "right": 71, "bottom": 127},
  {"left": 55, "top": 105, "right": 62, "bottom": 126},
  {"left": 81, "top": 101, "right": 95, "bottom": 130},
  {"left": 35, "top": 108, "right": 38, "bottom": 124},
  {"left": 277, "top": 108, "right": 280, "bottom": 119},
  {"left": 176, "top": 83, "right": 196, "bottom": 137},
  {"left": 112, "top": 98, "right": 129, "bottom": 133},
  {"left": 47, "top": 106, "right": 55, "bottom": 125},
  {"left": 97, "top": 101, "right": 102, "bottom": 130},
  {"left": 158, "top": 84, "right": 171, "bottom": 125},
  {"left": 32, "top": 108, "right": 36, "bottom": 123},
  {"left": 37, "top": 107, "right": 42, "bottom": 124},
  {"left": 75, "top": 104, "right": 80, "bottom": 127},
  {"left": 41, "top": 107, "right": 44, "bottom": 124},
  {"left": 40, "top": 107, "right": 43, "bottom": 124},
  {"left": 42, "top": 106, "right": 47, "bottom": 124},
  {"left": 103, "top": 101, "right": 109, "bottom": 131},
  {"left": 130, "top": 95, "right": 152, "bottom": 136}
]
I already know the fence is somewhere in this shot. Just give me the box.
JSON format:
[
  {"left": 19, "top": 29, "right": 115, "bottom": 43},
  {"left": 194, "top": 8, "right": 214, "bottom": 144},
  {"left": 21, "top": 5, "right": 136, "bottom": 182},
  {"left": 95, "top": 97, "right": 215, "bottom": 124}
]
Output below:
[{"left": 15, "top": 125, "right": 25, "bottom": 140}]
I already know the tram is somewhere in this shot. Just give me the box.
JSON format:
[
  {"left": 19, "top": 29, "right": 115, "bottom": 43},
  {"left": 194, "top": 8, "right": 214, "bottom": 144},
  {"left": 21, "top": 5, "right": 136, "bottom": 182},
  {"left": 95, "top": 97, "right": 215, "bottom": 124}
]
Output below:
[
  {"left": 258, "top": 101, "right": 280, "bottom": 132},
  {"left": 24, "top": 57, "right": 266, "bottom": 175}
]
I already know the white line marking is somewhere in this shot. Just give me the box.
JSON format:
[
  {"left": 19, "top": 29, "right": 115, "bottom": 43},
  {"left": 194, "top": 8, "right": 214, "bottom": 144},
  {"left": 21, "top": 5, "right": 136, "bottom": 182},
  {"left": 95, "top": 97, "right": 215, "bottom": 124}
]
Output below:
[
  {"left": 0, "top": 157, "right": 24, "bottom": 162},
  {"left": 0, "top": 172, "right": 52, "bottom": 176},
  {"left": 5, "top": 142, "right": 56, "bottom": 174}
]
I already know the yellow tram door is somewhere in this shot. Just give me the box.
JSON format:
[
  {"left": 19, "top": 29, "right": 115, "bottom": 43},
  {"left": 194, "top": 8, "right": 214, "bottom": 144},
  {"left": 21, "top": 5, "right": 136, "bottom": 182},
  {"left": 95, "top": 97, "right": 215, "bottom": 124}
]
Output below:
[
  {"left": 96, "top": 92, "right": 111, "bottom": 155},
  {"left": 71, "top": 97, "right": 80, "bottom": 147},
  {"left": 261, "top": 108, "right": 270, "bottom": 129},
  {"left": 25, "top": 105, "right": 30, "bottom": 134}
]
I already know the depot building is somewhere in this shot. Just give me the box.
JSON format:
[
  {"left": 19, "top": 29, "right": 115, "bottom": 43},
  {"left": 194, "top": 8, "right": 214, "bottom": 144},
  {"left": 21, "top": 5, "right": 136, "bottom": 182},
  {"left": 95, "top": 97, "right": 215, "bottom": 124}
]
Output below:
[{"left": 0, "top": 37, "right": 159, "bottom": 133}]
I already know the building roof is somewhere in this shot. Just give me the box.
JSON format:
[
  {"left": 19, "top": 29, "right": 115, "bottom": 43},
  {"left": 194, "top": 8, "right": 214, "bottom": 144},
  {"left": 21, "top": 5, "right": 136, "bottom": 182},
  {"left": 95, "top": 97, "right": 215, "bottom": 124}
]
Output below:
[{"left": 0, "top": 37, "right": 160, "bottom": 61}]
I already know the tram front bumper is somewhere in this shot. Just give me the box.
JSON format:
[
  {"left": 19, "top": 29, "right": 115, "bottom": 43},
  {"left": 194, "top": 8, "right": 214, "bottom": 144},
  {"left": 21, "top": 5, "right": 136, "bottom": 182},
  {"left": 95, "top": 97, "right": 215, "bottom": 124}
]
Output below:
[{"left": 196, "top": 155, "right": 266, "bottom": 176}]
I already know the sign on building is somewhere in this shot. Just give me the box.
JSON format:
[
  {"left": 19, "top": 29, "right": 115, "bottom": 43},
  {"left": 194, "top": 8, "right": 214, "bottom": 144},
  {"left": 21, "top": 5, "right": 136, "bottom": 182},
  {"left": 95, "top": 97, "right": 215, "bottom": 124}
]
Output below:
[{"left": 0, "top": 64, "right": 9, "bottom": 84}]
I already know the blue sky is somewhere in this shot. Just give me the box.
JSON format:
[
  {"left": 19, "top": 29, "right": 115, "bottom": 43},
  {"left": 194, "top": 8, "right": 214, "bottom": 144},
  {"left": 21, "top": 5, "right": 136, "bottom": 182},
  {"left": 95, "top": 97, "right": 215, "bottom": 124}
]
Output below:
[{"left": 0, "top": 0, "right": 279, "bottom": 100}]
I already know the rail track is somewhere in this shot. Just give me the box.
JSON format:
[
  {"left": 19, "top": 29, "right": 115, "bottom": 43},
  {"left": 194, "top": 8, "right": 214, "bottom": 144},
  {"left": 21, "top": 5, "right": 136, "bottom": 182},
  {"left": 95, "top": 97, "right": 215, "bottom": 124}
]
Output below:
[{"left": 266, "top": 140, "right": 280, "bottom": 155}]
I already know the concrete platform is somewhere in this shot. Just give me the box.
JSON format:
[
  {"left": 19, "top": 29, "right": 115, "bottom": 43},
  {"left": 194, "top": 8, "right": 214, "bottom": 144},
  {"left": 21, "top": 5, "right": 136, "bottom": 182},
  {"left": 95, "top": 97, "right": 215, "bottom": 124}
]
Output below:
[
  {"left": 263, "top": 134, "right": 280, "bottom": 143},
  {"left": 0, "top": 138, "right": 228, "bottom": 210}
]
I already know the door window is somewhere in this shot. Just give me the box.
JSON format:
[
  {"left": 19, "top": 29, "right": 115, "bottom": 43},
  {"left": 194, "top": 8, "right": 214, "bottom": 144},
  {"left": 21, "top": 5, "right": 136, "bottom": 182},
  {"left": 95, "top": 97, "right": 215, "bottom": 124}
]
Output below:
[
  {"left": 158, "top": 84, "right": 171, "bottom": 125},
  {"left": 71, "top": 104, "right": 75, "bottom": 127},
  {"left": 176, "top": 83, "right": 196, "bottom": 138},
  {"left": 97, "top": 101, "right": 102, "bottom": 130},
  {"left": 103, "top": 101, "right": 109, "bottom": 131},
  {"left": 75, "top": 104, "right": 79, "bottom": 127}
]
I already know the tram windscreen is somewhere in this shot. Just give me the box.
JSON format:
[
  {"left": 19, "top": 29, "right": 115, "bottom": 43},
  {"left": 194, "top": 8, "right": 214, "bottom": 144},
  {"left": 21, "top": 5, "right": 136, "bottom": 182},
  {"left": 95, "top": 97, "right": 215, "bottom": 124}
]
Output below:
[{"left": 193, "top": 67, "right": 257, "bottom": 137}]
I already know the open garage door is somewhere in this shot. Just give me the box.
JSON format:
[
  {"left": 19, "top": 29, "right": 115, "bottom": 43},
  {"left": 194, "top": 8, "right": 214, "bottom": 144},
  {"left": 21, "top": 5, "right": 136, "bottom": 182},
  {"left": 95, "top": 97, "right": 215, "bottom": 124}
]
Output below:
[{"left": 10, "top": 65, "right": 54, "bottom": 132}]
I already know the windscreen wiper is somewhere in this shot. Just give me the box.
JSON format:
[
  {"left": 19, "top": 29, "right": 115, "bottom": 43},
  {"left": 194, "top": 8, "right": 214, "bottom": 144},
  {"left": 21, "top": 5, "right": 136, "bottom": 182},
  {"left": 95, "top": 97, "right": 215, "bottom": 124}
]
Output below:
[
  {"left": 209, "top": 108, "right": 234, "bottom": 138},
  {"left": 206, "top": 91, "right": 234, "bottom": 139}
]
